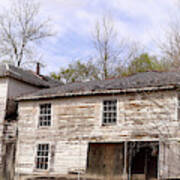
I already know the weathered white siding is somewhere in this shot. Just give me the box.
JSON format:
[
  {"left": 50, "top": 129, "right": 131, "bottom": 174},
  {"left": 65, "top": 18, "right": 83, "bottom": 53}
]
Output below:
[
  {"left": 0, "top": 77, "right": 43, "bottom": 180},
  {"left": 0, "top": 78, "right": 8, "bottom": 171},
  {"left": 159, "top": 140, "right": 180, "bottom": 179},
  {"left": 7, "top": 78, "right": 39, "bottom": 98},
  {"left": 0, "top": 78, "right": 8, "bottom": 124},
  {"left": 16, "top": 90, "right": 180, "bottom": 179}
]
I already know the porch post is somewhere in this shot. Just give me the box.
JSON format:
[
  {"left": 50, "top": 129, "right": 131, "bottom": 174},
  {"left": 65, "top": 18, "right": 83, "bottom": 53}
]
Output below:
[
  {"left": 158, "top": 140, "right": 161, "bottom": 180},
  {"left": 123, "top": 141, "right": 128, "bottom": 180}
]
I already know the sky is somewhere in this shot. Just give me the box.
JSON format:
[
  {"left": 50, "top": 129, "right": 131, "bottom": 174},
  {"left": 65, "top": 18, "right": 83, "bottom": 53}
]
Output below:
[{"left": 0, "top": 0, "right": 179, "bottom": 74}]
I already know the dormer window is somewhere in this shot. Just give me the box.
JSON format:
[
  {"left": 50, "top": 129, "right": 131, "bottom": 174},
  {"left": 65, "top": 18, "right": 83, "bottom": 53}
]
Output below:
[
  {"left": 39, "top": 104, "right": 51, "bottom": 127},
  {"left": 102, "top": 100, "right": 117, "bottom": 125}
]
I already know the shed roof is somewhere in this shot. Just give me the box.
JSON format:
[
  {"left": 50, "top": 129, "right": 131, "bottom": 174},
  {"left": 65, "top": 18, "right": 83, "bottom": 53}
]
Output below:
[
  {"left": 17, "top": 71, "right": 180, "bottom": 101},
  {"left": 0, "top": 64, "right": 62, "bottom": 88}
]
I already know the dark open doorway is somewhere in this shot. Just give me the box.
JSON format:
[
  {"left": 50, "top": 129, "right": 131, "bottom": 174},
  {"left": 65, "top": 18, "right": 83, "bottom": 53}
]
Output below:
[{"left": 128, "top": 142, "right": 159, "bottom": 180}]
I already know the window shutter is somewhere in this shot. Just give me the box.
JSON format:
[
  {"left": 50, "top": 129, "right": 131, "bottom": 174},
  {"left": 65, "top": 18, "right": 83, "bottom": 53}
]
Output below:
[{"left": 50, "top": 144, "right": 55, "bottom": 172}]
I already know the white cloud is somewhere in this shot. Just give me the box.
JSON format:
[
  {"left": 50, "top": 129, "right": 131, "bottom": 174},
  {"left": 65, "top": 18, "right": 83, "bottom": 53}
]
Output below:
[
  {"left": 104, "top": 0, "right": 180, "bottom": 48},
  {"left": 0, "top": 0, "right": 180, "bottom": 73},
  {"left": 40, "top": 0, "right": 180, "bottom": 47}
]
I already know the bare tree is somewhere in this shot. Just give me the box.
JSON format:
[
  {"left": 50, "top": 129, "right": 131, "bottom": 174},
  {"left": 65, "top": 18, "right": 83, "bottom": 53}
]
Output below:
[
  {"left": 157, "top": 19, "right": 180, "bottom": 70},
  {"left": 92, "top": 16, "right": 127, "bottom": 79},
  {"left": 0, "top": 0, "right": 53, "bottom": 67},
  {"left": 115, "top": 41, "right": 146, "bottom": 76},
  {"left": 92, "top": 16, "right": 146, "bottom": 79}
]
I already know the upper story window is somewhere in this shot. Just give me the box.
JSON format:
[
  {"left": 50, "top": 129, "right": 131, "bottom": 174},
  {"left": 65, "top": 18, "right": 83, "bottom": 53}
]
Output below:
[
  {"left": 102, "top": 100, "right": 117, "bottom": 125},
  {"left": 39, "top": 104, "right": 51, "bottom": 127},
  {"left": 36, "top": 144, "right": 49, "bottom": 170}
]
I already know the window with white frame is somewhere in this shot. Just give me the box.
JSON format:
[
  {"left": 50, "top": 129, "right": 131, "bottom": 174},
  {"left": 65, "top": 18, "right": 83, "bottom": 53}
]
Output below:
[
  {"left": 102, "top": 100, "right": 117, "bottom": 125},
  {"left": 36, "top": 144, "right": 49, "bottom": 170},
  {"left": 39, "top": 104, "right": 51, "bottom": 127}
]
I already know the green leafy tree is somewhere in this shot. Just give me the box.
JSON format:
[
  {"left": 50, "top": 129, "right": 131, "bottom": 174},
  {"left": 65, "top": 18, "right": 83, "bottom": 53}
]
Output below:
[
  {"left": 50, "top": 72, "right": 61, "bottom": 81},
  {"left": 51, "top": 60, "right": 100, "bottom": 83},
  {"left": 126, "top": 53, "right": 169, "bottom": 75}
]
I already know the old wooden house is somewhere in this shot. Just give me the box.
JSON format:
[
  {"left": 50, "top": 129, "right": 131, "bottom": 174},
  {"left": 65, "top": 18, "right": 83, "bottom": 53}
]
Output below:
[
  {"left": 15, "top": 71, "right": 180, "bottom": 180},
  {"left": 0, "top": 63, "right": 61, "bottom": 180}
]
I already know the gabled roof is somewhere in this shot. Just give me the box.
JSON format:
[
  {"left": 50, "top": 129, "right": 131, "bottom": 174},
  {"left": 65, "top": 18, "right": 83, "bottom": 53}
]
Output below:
[
  {"left": 17, "top": 71, "right": 180, "bottom": 101},
  {"left": 0, "top": 64, "right": 62, "bottom": 88}
]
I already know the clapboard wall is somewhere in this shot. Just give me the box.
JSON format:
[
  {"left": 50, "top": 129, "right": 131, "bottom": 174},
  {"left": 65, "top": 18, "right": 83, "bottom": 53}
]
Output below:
[{"left": 16, "top": 90, "right": 180, "bottom": 179}]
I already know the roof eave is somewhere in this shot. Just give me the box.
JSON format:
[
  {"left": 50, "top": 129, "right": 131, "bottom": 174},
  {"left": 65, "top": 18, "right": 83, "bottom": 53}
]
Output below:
[
  {"left": 16, "top": 85, "right": 177, "bottom": 101},
  {"left": 0, "top": 73, "right": 49, "bottom": 88}
]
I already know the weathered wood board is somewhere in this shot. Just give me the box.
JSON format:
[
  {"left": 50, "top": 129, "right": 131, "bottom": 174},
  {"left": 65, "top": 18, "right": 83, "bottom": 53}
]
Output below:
[{"left": 16, "top": 90, "right": 180, "bottom": 179}]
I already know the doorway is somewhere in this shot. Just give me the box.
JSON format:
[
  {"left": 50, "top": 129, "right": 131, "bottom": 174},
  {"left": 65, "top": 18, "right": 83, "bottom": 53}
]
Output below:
[{"left": 128, "top": 142, "right": 159, "bottom": 180}]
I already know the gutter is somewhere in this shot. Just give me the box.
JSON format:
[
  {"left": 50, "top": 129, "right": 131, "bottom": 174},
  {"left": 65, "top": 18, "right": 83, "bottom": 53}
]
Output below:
[{"left": 16, "top": 85, "right": 176, "bottom": 101}]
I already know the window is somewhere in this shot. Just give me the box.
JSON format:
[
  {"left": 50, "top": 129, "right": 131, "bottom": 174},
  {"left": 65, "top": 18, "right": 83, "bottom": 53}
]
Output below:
[
  {"left": 39, "top": 104, "right": 51, "bottom": 127},
  {"left": 102, "top": 100, "right": 117, "bottom": 125},
  {"left": 36, "top": 144, "right": 49, "bottom": 170}
]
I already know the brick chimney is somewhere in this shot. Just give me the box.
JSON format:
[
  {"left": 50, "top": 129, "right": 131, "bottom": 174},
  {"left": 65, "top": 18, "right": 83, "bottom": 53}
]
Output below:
[{"left": 36, "top": 62, "right": 40, "bottom": 75}]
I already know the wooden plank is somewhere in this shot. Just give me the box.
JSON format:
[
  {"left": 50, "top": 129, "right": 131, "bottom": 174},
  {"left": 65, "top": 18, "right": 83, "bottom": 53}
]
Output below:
[{"left": 87, "top": 143, "right": 124, "bottom": 176}]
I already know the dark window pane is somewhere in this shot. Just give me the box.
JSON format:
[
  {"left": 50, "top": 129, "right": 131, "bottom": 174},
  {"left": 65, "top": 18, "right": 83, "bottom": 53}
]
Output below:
[
  {"left": 36, "top": 144, "right": 49, "bottom": 170},
  {"left": 103, "top": 100, "right": 117, "bottom": 125},
  {"left": 39, "top": 104, "right": 51, "bottom": 127}
]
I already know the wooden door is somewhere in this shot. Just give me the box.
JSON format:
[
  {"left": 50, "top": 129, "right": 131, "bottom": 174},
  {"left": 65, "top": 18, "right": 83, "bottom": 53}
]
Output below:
[{"left": 87, "top": 143, "right": 124, "bottom": 176}]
